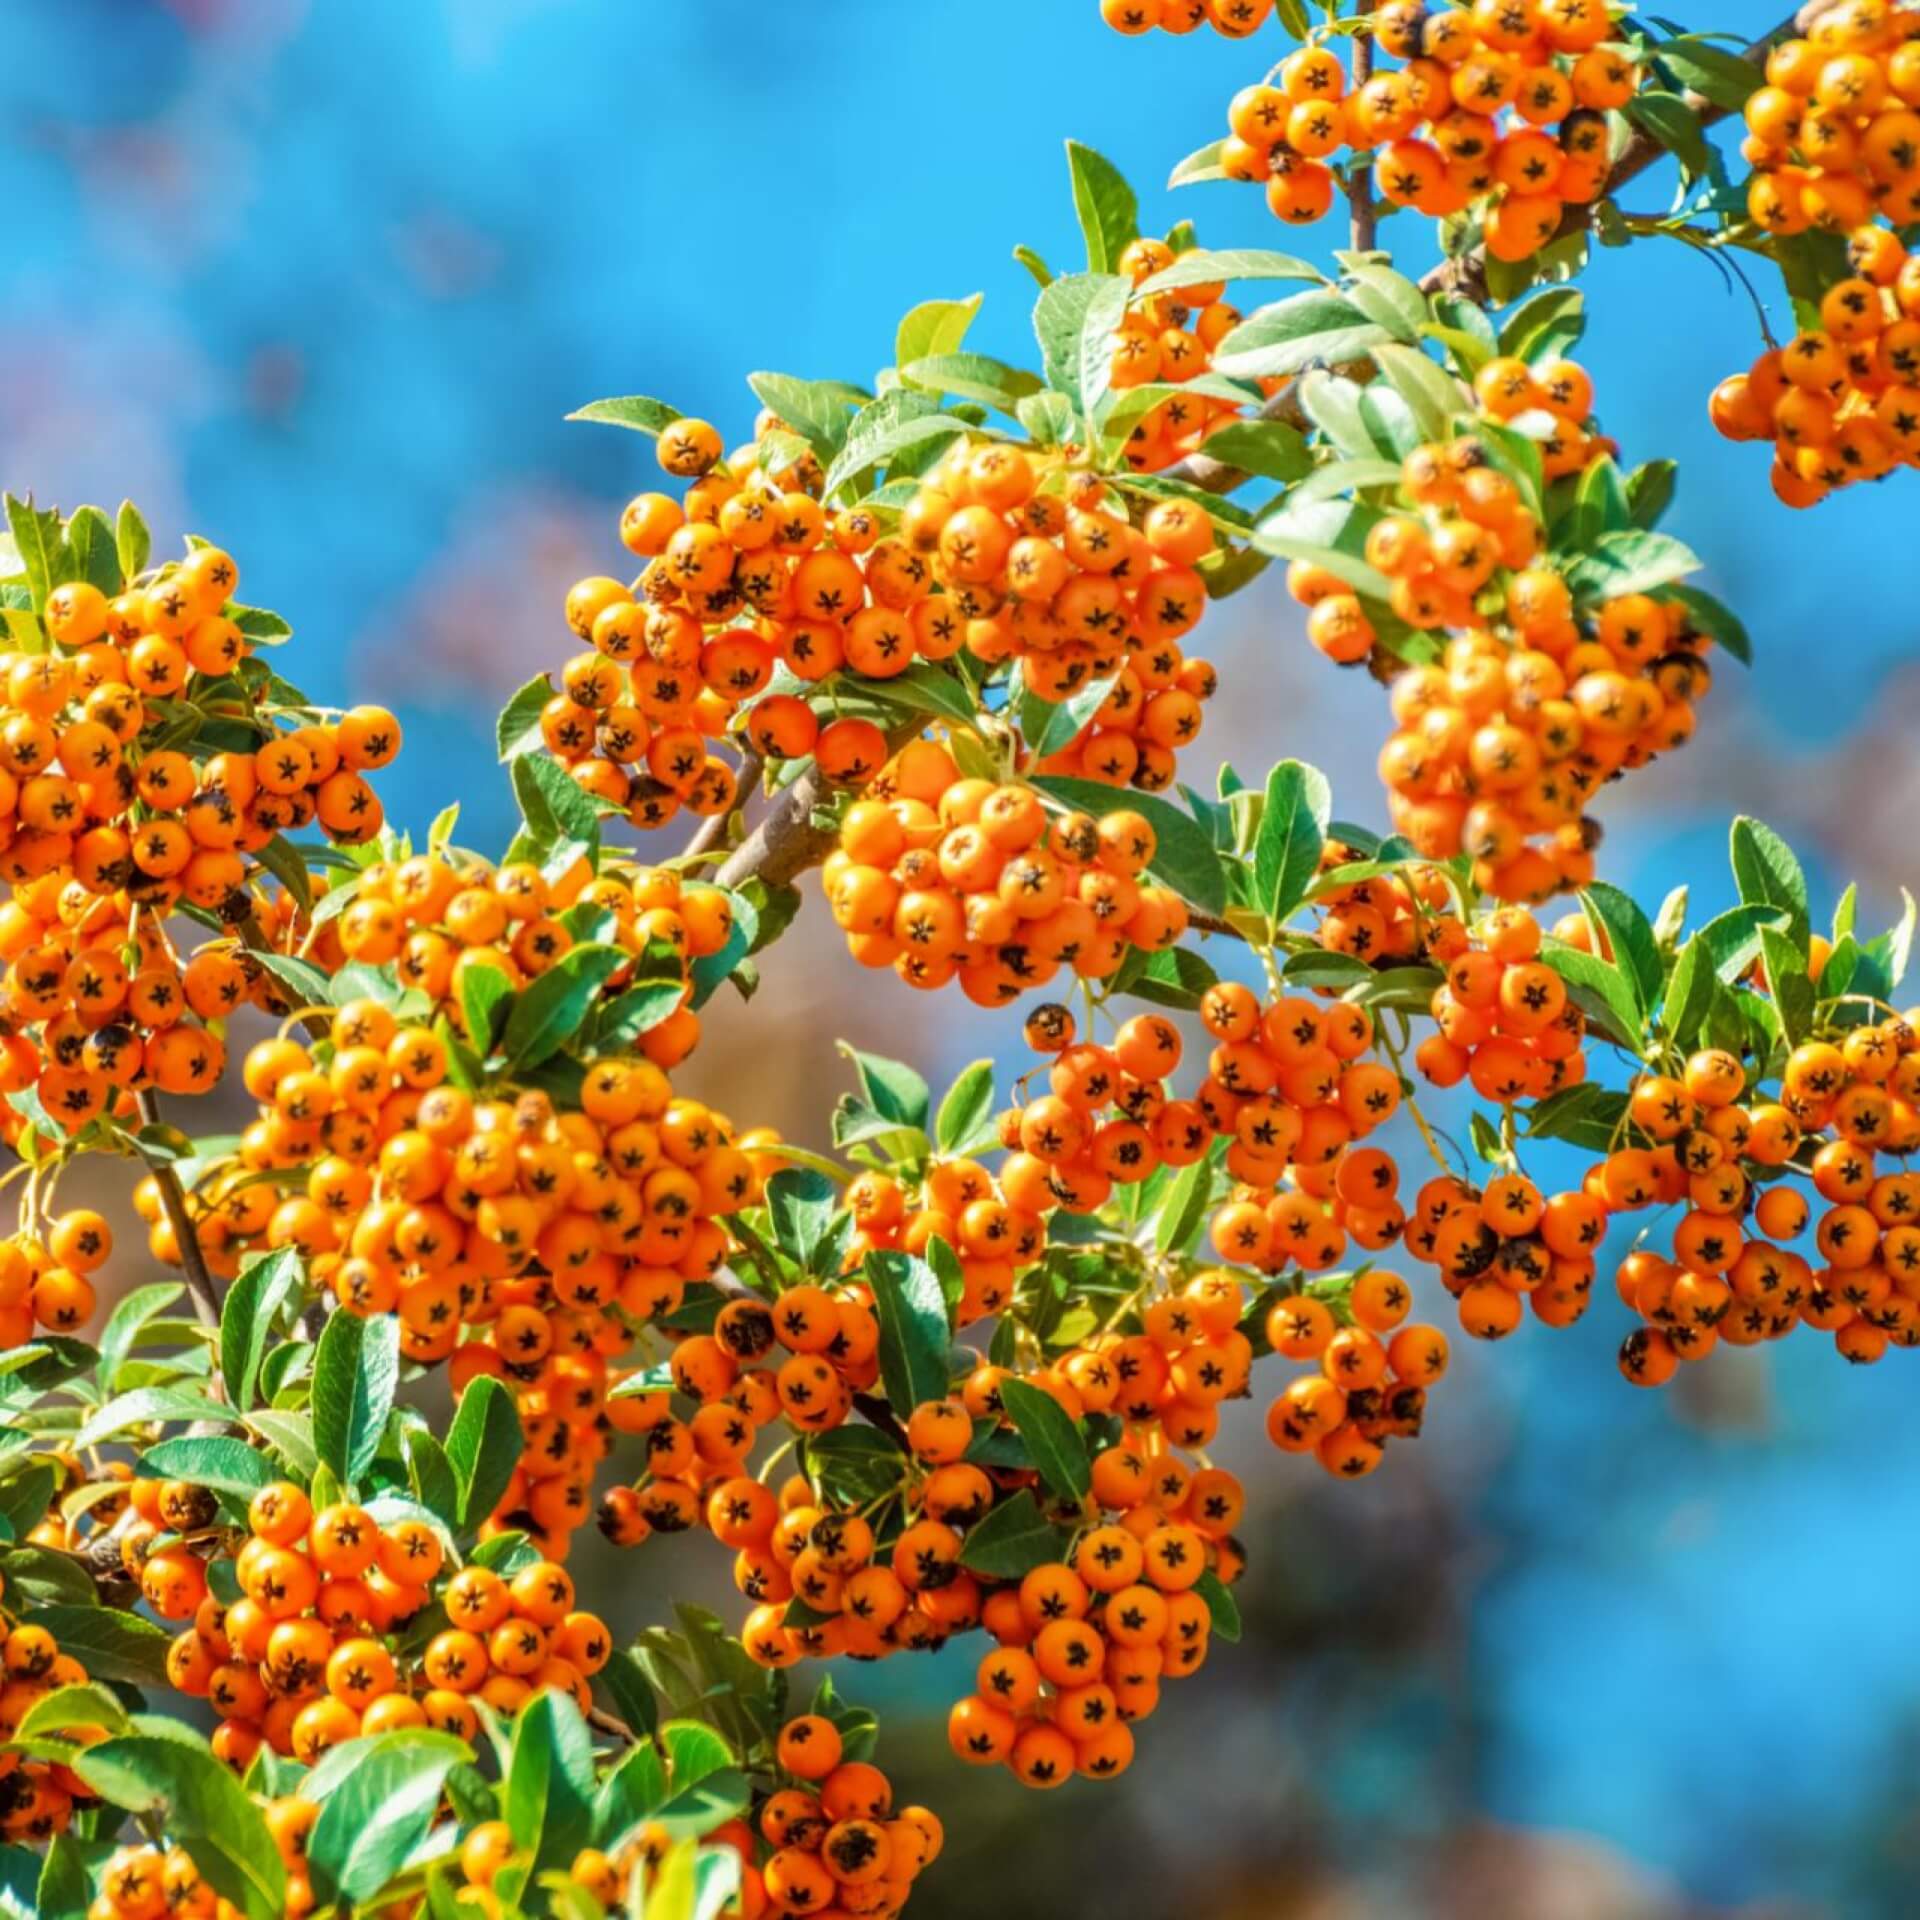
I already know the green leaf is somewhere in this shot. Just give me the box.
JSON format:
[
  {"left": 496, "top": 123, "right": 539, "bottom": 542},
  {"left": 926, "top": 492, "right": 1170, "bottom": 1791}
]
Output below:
[
  {"left": 1668, "top": 584, "right": 1752, "bottom": 666},
  {"left": 1154, "top": 1144, "right": 1219, "bottom": 1257},
  {"left": 76, "top": 1734, "right": 287, "bottom": 1920},
  {"left": 596, "top": 1651, "right": 662, "bottom": 1754},
  {"left": 446, "top": 1375, "right": 523, "bottom": 1531},
  {"left": 461, "top": 960, "right": 515, "bottom": 1055},
  {"left": 1016, "top": 665, "right": 1117, "bottom": 760},
  {"left": 1340, "top": 261, "right": 1426, "bottom": 341},
  {"left": 1134, "top": 249, "right": 1321, "bottom": 299},
  {"left": 1563, "top": 528, "right": 1701, "bottom": 603},
  {"left": 660, "top": 1718, "right": 735, "bottom": 1794},
  {"left": 996, "top": 1378, "right": 1091, "bottom": 1503},
  {"left": 1497, "top": 287, "right": 1585, "bottom": 364},
  {"left": 1655, "top": 34, "right": 1764, "bottom": 110},
  {"left": 496, "top": 673, "right": 554, "bottom": 761},
  {"left": 65, "top": 506, "right": 123, "bottom": 597},
  {"left": 503, "top": 944, "right": 628, "bottom": 1070},
  {"left": 403, "top": 1426, "right": 461, "bottom": 1532},
  {"left": 1625, "top": 90, "right": 1718, "bottom": 183},
  {"left": 1033, "top": 272, "right": 1131, "bottom": 421},
  {"left": 1066, "top": 141, "right": 1140, "bottom": 274},
  {"left": 244, "top": 1408, "right": 318, "bottom": 1481},
  {"left": 1167, "top": 138, "right": 1228, "bottom": 187},
  {"left": 837, "top": 1044, "right": 930, "bottom": 1132},
  {"left": 311, "top": 1307, "right": 399, "bottom": 1494},
  {"left": 746, "top": 374, "right": 864, "bottom": 464},
  {"left": 565, "top": 395, "right": 683, "bottom": 435},
  {"left": 5, "top": 494, "right": 69, "bottom": 612},
  {"left": 1563, "top": 454, "right": 1629, "bottom": 550},
  {"left": 507, "top": 1690, "right": 599, "bottom": 1872},
  {"left": 1580, "top": 882, "right": 1661, "bottom": 1020},
  {"left": 822, "top": 391, "right": 974, "bottom": 500},
  {"left": 0, "top": 1546, "right": 96, "bottom": 1609},
  {"left": 137, "top": 1436, "right": 277, "bottom": 1506},
  {"left": 1194, "top": 1568, "right": 1242, "bottom": 1643},
  {"left": 1117, "top": 944, "right": 1220, "bottom": 1011},
  {"left": 1016, "top": 390, "right": 1077, "bottom": 447},
  {"left": 1761, "top": 926, "right": 1815, "bottom": 1048},
  {"left": 229, "top": 604, "right": 291, "bottom": 644},
  {"left": 306, "top": 1731, "right": 472, "bottom": 1907},
  {"left": 115, "top": 500, "right": 152, "bottom": 583},
  {"left": 766, "top": 1169, "right": 844, "bottom": 1276},
  {"left": 935, "top": 1061, "right": 996, "bottom": 1156},
  {"left": 1662, "top": 935, "right": 1715, "bottom": 1052},
  {"left": 865, "top": 1250, "right": 951, "bottom": 1416},
  {"left": 1211, "top": 291, "right": 1392, "bottom": 383},
  {"left": 95, "top": 1281, "right": 185, "bottom": 1395},
  {"left": 1624, "top": 458, "right": 1678, "bottom": 531},
  {"left": 511, "top": 751, "right": 608, "bottom": 864},
  {"left": 895, "top": 293, "right": 982, "bottom": 373},
  {"left": 804, "top": 1428, "right": 910, "bottom": 1508},
  {"left": 960, "top": 1490, "right": 1072, "bottom": 1578},
  {"left": 899, "top": 353, "right": 1043, "bottom": 414},
  {"left": 75, "top": 1387, "right": 217, "bottom": 1448},
  {"left": 1253, "top": 759, "right": 1329, "bottom": 929},
  {"left": 0, "top": 1464, "right": 54, "bottom": 1544},
  {"left": 17, "top": 1682, "right": 131, "bottom": 1741},
  {"left": 1251, "top": 495, "right": 1392, "bottom": 600},
  {"left": 1190, "top": 417, "right": 1313, "bottom": 483},
  {"left": 1540, "top": 940, "right": 1643, "bottom": 1050},
  {"left": 1030, "top": 776, "right": 1229, "bottom": 916},
  {"left": 1730, "top": 815, "right": 1810, "bottom": 953},
  {"left": 1013, "top": 244, "right": 1054, "bottom": 289},
  {"left": 1522, "top": 1083, "right": 1631, "bottom": 1153}
]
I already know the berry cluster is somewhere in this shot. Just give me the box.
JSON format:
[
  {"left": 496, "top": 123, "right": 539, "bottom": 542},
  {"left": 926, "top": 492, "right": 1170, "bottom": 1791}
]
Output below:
[
  {"left": 1292, "top": 413, "right": 1718, "bottom": 901},
  {"left": 89, "top": 1845, "right": 233, "bottom": 1920},
  {"left": 825, "top": 770, "right": 1189, "bottom": 1004},
  {"left": 1192, "top": 982, "right": 1405, "bottom": 1272},
  {"left": 0, "top": 1579, "right": 92, "bottom": 1842},
  {"left": 1400, "top": 1166, "right": 1603, "bottom": 1340},
  {"left": 0, "top": 539, "right": 398, "bottom": 1152},
  {"left": 322, "top": 848, "right": 721, "bottom": 1073},
  {"left": 162, "top": 1482, "right": 459, "bottom": 1766},
  {"left": 0, "top": 1208, "right": 112, "bottom": 1345},
  {"left": 902, "top": 455, "right": 1220, "bottom": 783},
  {"left": 1108, "top": 236, "right": 1251, "bottom": 474},
  {"left": 1609, "top": 1032, "right": 1920, "bottom": 1381},
  {"left": 1099, "top": 0, "right": 1276, "bottom": 35},
  {"left": 1262, "top": 1280, "right": 1450, "bottom": 1477},
  {"left": 943, "top": 1457, "right": 1236, "bottom": 1786},
  {"left": 1196, "top": 2, "right": 1631, "bottom": 254},
  {"left": 1413, "top": 903, "right": 1589, "bottom": 1102},
  {"left": 1713, "top": 6, "right": 1920, "bottom": 503}
]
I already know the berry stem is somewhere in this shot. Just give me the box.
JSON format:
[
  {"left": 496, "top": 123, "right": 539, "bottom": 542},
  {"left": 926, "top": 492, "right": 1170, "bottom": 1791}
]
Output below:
[
  {"left": 132, "top": 1090, "right": 223, "bottom": 1335},
  {"left": 1348, "top": 1, "right": 1376, "bottom": 256}
]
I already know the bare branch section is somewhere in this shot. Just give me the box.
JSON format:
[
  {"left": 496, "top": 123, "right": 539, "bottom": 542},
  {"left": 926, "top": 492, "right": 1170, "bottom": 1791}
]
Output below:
[
  {"left": 133, "top": 1091, "right": 223, "bottom": 1333},
  {"left": 689, "top": 15, "right": 1799, "bottom": 912}
]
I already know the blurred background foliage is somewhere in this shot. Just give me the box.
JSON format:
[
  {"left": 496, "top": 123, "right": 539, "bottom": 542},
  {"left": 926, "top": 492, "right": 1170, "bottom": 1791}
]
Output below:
[{"left": 5, "top": 2, "right": 1920, "bottom": 1914}]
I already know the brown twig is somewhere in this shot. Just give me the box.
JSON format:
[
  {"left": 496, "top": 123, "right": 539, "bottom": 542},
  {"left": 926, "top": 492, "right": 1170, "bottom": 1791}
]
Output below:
[
  {"left": 133, "top": 1091, "right": 222, "bottom": 1333},
  {"left": 1347, "top": 2, "right": 1376, "bottom": 255}
]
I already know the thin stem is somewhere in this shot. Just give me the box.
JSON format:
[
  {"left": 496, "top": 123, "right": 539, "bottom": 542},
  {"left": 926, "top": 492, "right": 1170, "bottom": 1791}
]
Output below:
[
  {"left": 1347, "top": 2, "right": 1376, "bottom": 255},
  {"left": 132, "top": 1091, "right": 222, "bottom": 1334}
]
